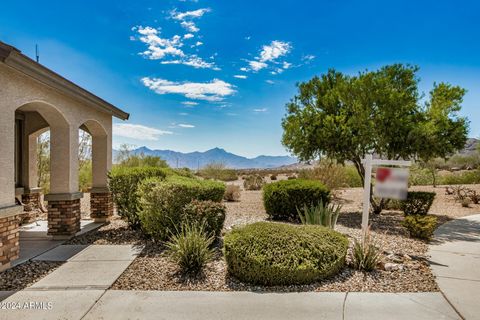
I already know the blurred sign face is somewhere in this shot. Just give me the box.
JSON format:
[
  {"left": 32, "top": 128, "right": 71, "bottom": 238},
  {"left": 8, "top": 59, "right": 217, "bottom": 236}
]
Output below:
[{"left": 374, "top": 167, "right": 409, "bottom": 200}]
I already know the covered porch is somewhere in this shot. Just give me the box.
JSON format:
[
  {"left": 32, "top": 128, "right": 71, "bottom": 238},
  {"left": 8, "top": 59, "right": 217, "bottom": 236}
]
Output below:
[{"left": 0, "top": 41, "right": 129, "bottom": 271}]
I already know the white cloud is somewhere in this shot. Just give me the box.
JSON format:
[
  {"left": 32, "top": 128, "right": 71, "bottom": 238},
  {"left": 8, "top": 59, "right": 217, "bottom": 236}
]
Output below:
[
  {"left": 248, "top": 60, "right": 268, "bottom": 71},
  {"left": 302, "top": 54, "right": 315, "bottom": 62},
  {"left": 135, "top": 26, "right": 184, "bottom": 60},
  {"left": 178, "top": 123, "right": 195, "bottom": 128},
  {"left": 171, "top": 8, "right": 210, "bottom": 21},
  {"left": 259, "top": 41, "right": 291, "bottom": 62},
  {"left": 283, "top": 61, "right": 292, "bottom": 69},
  {"left": 265, "top": 80, "right": 275, "bottom": 84},
  {"left": 161, "top": 55, "right": 220, "bottom": 70},
  {"left": 241, "top": 40, "right": 292, "bottom": 72},
  {"left": 245, "top": 36, "right": 251, "bottom": 40},
  {"left": 134, "top": 26, "right": 218, "bottom": 70},
  {"left": 183, "top": 33, "right": 194, "bottom": 39},
  {"left": 253, "top": 108, "right": 268, "bottom": 113},
  {"left": 113, "top": 123, "right": 172, "bottom": 141},
  {"left": 234, "top": 75, "right": 247, "bottom": 79},
  {"left": 182, "top": 101, "right": 199, "bottom": 106},
  {"left": 180, "top": 21, "right": 199, "bottom": 33},
  {"left": 179, "top": 112, "right": 189, "bottom": 116},
  {"left": 142, "top": 77, "right": 236, "bottom": 101},
  {"left": 171, "top": 8, "right": 210, "bottom": 33}
]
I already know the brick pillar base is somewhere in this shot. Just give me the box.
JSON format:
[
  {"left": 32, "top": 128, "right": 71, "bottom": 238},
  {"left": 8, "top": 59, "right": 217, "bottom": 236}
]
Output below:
[
  {"left": 21, "top": 190, "right": 42, "bottom": 224},
  {"left": 0, "top": 205, "right": 22, "bottom": 272},
  {"left": 47, "top": 199, "right": 81, "bottom": 238},
  {"left": 90, "top": 191, "right": 113, "bottom": 222}
]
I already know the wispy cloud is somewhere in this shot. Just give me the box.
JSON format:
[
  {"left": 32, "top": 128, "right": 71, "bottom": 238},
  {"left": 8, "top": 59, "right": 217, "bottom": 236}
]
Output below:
[
  {"left": 113, "top": 123, "right": 172, "bottom": 141},
  {"left": 133, "top": 25, "right": 218, "bottom": 70},
  {"left": 265, "top": 80, "right": 275, "bottom": 84},
  {"left": 178, "top": 123, "right": 195, "bottom": 128},
  {"left": 234, "top": 75, "right": 247, "bottom": 79},
  {"left": 171, "top": 8, "right": 210, "bottom": 33},
  {"left": 253, "top": 108, "right": 268, "bottom": 113},
  {"left": 179, "top": 112, "right": 189, "bottom": 116},
  {"left": 242, "top": 40, "right": 292, "bottom": 72},
  {"left": 182, "top": 101, "right": 199, "bottom": 106},
  {"left": 142, "top": 77, "right": 236, "bottom": 102}
]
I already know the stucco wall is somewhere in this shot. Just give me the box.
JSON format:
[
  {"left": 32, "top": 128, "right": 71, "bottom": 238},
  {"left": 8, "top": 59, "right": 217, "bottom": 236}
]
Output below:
[{"left": 0, "top": 63, "right": 113, "bottom": 208}]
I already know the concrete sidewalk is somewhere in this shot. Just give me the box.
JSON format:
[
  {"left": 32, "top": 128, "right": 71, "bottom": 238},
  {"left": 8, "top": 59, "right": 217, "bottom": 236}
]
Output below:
[
  {"left": 429, "top": 214, "right": 480, "bottom": 320},
  {"left": 0, "top": 291, "right": 461, "bottom": 320}
]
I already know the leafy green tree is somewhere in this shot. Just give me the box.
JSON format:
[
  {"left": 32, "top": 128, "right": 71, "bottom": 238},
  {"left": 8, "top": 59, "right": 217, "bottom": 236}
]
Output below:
[{"left": 282, "top": 64, "right": 468, "bottom": 214}]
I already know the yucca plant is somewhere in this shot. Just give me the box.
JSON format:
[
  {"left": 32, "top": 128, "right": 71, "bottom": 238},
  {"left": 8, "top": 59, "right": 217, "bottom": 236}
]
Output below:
[
  {"left": 165, "top": 222, "right": 215, "bottom": 275},
  {"left": 351, "top": 229, "right": 381, "bottom": 272},
  {"left": 296, "top": 200, "right": 341, "bottom": 229}
]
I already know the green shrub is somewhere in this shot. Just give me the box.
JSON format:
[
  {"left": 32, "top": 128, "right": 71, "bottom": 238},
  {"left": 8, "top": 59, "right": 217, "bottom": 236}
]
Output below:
[
  {"left": 183, "top": 200, "right": 226, "bottom": 238},
  {"left": 401, "top": 191, "right": 436, "bottom": 216},
  {"left": 243, "top": 175, "right": 265, "bottom": 190},
  {"left": 351, "top": 229, "right": 381, "bottom": 271},
  {"left": 138, "top": 176, "right": 225, "bottom": 240},
  {"left": 439, "top": 170, "right": 480, "bottom": 185},
  {"left": 263, "top": 179, "right": 330, "bottom": 222},
  {"left": 402, "top": 215, "right": 438, "bottom": 240},
  {"left": 344, "top": 165, "right": 363, "bottom": 187},
  {"left": 108, "top": 166, "right": 167, "bottom": 228},
  {"left": 224, "top": 184, "right": 241, "bottom": 202},
  {"left": 224, "top": 222, "right": 348, "bottom": 285},
  {"left": 297, "top": 200, "right": 341, "bottom": 229},
  {"left": 298, "top": 160, "right": 348, "bottom": 190},
  {"left": 165, "top": 221, "right": 214, "bottom": 275},
  {"left": 198, "top": 163, "right": 237, "bottom": 181}
]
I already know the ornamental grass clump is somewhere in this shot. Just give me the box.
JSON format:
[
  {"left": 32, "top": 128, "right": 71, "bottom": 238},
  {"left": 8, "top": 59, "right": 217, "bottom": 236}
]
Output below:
[
  {"left": 223, "top": 184, "right": 241, "bottom": 202},
  {"left": 224, "top": 222, "right": 348, "bottom": 285},
  {"left": 296, "top": 200, "right": 341, "bottom": 229},
  {"left": 165, "top": 222, "right": 214, "bottom": 276},
  {"left": 351, "top": 229, "right": 381, "bottom": 272}
]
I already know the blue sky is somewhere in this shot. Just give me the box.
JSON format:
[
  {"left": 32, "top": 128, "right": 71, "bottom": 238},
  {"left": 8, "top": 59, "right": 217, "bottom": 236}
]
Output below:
[{"left": 1, "top": 0, "right": 479, "bottom": 157}]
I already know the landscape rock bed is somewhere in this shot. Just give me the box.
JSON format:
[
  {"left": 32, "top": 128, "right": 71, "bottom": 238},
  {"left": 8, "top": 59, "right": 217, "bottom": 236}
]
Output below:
[
  {"left": 0, "top": 261, "right": 63, "bottom": 290},
  {"left": 111, "top": 189, "right": 440, "bottom": 292}
]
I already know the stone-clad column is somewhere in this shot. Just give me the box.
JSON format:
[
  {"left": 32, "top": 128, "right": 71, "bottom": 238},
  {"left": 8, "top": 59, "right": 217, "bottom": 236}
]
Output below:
[
  {"left": 90, "top": 187, "right": 113, "bottom": 222},
  {"left": 46, "top": 125, "right": 83, "bottom": 238},
  {"left": 0, "top": 107, "right": 22, "bottom": 270}
]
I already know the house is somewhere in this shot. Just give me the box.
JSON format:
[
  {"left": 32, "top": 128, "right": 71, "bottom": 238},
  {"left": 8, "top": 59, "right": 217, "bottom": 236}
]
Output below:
[{"left": 0, "top": 41, "right": 129, "bottom": 271}]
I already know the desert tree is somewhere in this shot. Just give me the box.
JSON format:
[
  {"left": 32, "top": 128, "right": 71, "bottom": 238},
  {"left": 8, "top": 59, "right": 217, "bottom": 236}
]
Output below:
[{"left": 282, "top": 64, "right": 468, "bottom": 214}]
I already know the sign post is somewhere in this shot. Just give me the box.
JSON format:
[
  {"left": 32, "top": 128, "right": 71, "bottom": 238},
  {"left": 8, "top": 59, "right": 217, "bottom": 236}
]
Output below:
[{"left": 361, "top": 154, "right": 411, "bottom": 238}]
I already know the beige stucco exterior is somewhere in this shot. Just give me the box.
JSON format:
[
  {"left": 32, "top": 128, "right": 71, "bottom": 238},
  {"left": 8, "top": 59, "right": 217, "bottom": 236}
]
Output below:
[{"left": 0, "top": 41, "right": 128, "bottom": 269}]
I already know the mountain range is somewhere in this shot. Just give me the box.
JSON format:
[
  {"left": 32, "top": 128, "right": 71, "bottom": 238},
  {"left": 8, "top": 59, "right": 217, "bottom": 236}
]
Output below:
[{"left": 113, "top": 147, "right": 297, "bottom": 169}]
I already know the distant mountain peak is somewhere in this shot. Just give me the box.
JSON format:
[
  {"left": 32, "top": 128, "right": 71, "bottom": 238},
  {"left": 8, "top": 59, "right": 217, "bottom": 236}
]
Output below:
[{"left": 114, "top": 146, "right": 297, "bottom": 169}]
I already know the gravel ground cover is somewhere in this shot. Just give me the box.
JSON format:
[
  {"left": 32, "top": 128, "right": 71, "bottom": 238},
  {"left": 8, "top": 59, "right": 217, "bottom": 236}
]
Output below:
[
  {"left": 111, "top": 187, "right": 444, "bottom": 292},
  {"left": 0, "top": 261, "right": 64, "bottom": 291}
]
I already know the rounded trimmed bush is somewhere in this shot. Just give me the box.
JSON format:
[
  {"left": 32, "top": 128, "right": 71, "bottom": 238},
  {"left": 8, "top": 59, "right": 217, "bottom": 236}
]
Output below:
[
  {"left": 138, "top": 176, "right": 225, "bottom": 241},
  {"left": 224, "top": 222, "right": 348, "bottom": 285},
  {"left": 263, "top": 179, "right": 330, "bottom": 222}
]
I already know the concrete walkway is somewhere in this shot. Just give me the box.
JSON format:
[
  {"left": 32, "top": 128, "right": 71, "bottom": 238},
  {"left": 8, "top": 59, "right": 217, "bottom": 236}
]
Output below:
[
  {"left": 429, "top": 214, "right": 480, "bottom": 320},
  {"left": 14, "top": 220, "right": 103, "bottom": 266},
  {"left": 0, "top": 290, "right": 460, "bottom": 320}
]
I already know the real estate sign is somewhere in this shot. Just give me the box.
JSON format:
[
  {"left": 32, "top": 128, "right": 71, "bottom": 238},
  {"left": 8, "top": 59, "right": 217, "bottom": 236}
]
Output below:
[{"left": 374, "top": 167, "right": 409, "bottom": 200}]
